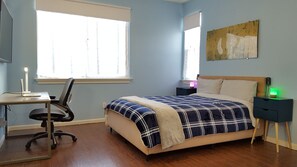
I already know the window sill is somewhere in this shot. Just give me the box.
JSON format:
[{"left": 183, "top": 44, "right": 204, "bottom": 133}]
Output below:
[{"left": 35, "top": 77, "right": 133, "bottom": 84}]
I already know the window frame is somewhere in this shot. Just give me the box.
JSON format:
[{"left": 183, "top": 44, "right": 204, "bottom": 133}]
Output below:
[
  {"left": 35, "top": 0, "right": 132, "bottom": 84},
  {"left": 182, "top": 12, "right": 201, "bottom": 82}
]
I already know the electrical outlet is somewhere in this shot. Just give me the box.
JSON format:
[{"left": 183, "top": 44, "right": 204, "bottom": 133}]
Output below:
[{"left": 102, "top": 101, "right": 107, "bottom": 109}]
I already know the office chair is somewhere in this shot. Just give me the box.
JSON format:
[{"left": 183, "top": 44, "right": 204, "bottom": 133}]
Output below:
[{"left": 26, "top": 78, "right": 77, "bottom": 149}]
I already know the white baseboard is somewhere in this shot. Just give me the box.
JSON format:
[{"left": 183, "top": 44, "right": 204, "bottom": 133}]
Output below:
[
  {"left": 266, "top": 136, "right": 297, "bottom": 151},
  {"left": 8, "top": 118, "right": 106, "bottom": 132}
]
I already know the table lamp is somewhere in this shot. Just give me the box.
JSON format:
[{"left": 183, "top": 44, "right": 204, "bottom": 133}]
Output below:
[
  {"left": 269, "top": 88, "right": 278, "bottom": 98},
  {"left": 189, "top": 81, "right": 195, "bottom": 88}
]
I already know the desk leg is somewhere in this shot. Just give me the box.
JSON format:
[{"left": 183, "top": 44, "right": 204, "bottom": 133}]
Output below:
[
  {"left": 47, "top": 102, "right": 51, "bottom": 157},
  {"left": 285, "top": 122, "right": 292, "bottom": 149},
  {"left": 251, "top": 118, "right": 259, "bottom": 144},
  {"left": 275, "top": 122, "right": 279, "bottom": 153},
  {"left": 4, "top": 105, "right": 7, "bottom": 138}
]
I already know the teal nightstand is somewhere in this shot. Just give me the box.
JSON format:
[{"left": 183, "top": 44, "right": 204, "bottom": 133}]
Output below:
[{"left": 251, "top": 96, "right": 293, "bottom": 152}]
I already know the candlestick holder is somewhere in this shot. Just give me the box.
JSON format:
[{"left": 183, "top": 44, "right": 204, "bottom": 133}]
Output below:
[{"left": 23, "top": 67, "right": 31, "bottom": 93}]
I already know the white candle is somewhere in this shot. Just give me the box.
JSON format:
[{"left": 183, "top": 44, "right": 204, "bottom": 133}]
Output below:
[{"left": 24, "top": 67, "right": 29, "bottom": 92}]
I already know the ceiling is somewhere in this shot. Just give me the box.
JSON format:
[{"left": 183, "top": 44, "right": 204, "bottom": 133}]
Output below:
[{"left": 164, "top": 0, "right": 190, "bottom": 3}]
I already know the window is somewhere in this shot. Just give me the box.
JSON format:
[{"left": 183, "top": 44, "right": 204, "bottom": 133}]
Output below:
[
  {"left": 36, "top": 0, "right": 130, "bottom": 80},
  {"left": 183, "top": 12, "right": 201, "bottom": 80}
]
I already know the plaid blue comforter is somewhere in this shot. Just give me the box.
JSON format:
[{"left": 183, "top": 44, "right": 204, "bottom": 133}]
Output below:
[{"left": 106, "top": 95, "right": 253, "bottom": 148}]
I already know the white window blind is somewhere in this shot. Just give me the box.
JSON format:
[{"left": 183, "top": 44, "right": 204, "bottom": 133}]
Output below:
[
  {"left": 183, "top": 12, "right": 201, "bottom": 80},
  {"left": 36, "top": 0, "right": 131, "bottom": 79},
  {"left": 36, "top": 0, "right": 131, "bottom": 22},
  {"left": 184, "top": 12, "right": 200, "bottom": 31}
]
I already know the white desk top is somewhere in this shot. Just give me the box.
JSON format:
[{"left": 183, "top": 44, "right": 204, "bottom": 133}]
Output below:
[{"left": 0, "top": 92, "right": 50, "bottom": 105}]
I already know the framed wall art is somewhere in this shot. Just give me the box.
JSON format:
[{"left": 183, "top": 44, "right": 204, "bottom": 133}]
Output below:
[{"left": 206, "top": 20, "right": 259, "bottom": 61}]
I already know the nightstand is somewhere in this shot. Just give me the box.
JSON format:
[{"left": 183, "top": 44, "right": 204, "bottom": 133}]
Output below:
[
  {"left": 176, "top": 87, "right": 196, "bottom": 96},
  {"left": 251, "top": 96, "right": 293, "bottom": 152}
]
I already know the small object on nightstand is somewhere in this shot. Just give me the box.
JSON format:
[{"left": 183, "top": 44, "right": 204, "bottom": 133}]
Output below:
[
  {"left": 251, "top": 96, "right": 293, "bottom": 153},
  {"left": 269, "top": 87, "right": 278, "bottom": 98},
  {"left": 176, "top": 87, "right": 196, "bottom": 96},
  {"left": 189, "top": 82, "right": 195, "bottom": 88}
]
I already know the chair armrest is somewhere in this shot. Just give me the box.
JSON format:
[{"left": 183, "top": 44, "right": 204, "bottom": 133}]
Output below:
[
  {"left": 50, "top": 95, "right": 59, "bottom": 104},
  {"left": 50, "top": 98, "right": 60, "bottom": 109},
  {"left": 51, "top": 99, "right": 59, "bottom": 104},
  {"left": 50, "top": 96, "right": 56, "bottom": 99}
]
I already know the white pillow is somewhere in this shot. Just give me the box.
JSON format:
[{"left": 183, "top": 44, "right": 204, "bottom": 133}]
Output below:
[
  {"left": 220, "top": 80, "right": 257, "bottom": 102},
  {"left": 197, "top": 78, "right": 223, "bottom": 94}
]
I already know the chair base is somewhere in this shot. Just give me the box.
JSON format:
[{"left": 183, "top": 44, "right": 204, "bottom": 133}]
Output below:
[{"left": 25, "top": 124, "right": 77, "bottom": 150}]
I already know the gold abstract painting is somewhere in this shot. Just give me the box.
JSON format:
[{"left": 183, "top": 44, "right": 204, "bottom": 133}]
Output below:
[{"left": 206, "top": 20, "right": 259, "bottom": 61}]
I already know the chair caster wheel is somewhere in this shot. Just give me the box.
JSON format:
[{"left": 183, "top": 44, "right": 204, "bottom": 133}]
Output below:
[
  {"left": 25, "top": 143, "right": 31, "bottom": 150},
  {"left": 72, "top": 137, "right": 77, "bottom": 142},
  {"left": 51, "top": 144, "right": 57, "bottom": 149}
]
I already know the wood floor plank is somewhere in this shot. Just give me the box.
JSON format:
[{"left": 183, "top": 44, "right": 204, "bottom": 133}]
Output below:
[{"left": 1, "top": 123, "right": 297, "bottom": 167}]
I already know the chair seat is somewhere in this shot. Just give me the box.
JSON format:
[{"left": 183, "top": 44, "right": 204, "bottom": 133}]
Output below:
[{"left": 29, "top": 108, "right": 66, "bottom": 121}]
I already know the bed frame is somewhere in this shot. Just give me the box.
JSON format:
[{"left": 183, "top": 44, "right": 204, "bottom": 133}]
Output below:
[{"left": 105, "top": 76, "right": 267, "bottom": 155}]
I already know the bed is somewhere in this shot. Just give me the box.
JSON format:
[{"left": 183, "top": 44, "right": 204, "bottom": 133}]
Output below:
[{"left": 105, "top": 76, "right": 267, "bottom": 156}]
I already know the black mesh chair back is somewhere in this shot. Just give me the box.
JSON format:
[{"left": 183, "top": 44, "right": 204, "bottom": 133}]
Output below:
[{"left": 59, "top": 78, "right": 74, "bottom": 106}]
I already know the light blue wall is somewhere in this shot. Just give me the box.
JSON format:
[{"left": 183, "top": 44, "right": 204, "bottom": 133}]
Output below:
[
  {"left": 5, "top": 0, "right": 183, "bottom": 125},
  {"left": 3, "top": 0, "right": 297, "bottom": 149},
  {"left": 184, "top": 0, "right": 297, "bottom": 144},
  {"left": 0, "top": 0, "right": 9, "bottom": 142},
  {"left": 0, "top": 64, "right": 7, "bottom": 95}
]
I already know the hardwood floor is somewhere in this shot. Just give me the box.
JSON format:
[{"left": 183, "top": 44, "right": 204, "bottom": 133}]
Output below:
[{"left": 1, "top": 123, "right": 297, "bottom": 167}]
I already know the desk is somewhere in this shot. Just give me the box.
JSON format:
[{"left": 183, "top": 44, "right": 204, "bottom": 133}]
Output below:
[{"left": 0, "top": 92, "right": 51, "bottom": 165}]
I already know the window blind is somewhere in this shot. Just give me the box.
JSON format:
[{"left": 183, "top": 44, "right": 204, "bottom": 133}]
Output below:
[
  {"left": 35, "top": 0, "right": 131, "bottom": 22},
  {"left": 184, "top": 12, "right": 200, "bottom": 30}
]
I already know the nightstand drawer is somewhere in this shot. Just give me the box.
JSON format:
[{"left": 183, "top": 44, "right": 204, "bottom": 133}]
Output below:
[
  {"left": 176, "top": 87, "right": 196, "bottom": 96},
  {"left": 254, "top": 108, "right": 278, "bottom": 122},
  {"left": 254, "top": 97, "right": 281, "bottom": 110}
]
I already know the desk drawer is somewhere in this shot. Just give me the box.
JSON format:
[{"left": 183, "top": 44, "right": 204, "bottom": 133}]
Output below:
[{"left": 254, "top": 107, "right": 278, "bottom": 122}]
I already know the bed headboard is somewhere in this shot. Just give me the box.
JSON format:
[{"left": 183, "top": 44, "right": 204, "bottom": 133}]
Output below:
[{"left": 198, "top": 75, "right": 268, "bottom": 97}]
